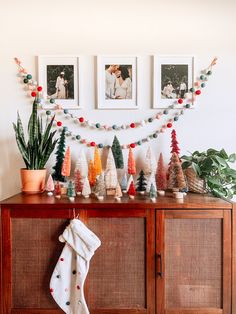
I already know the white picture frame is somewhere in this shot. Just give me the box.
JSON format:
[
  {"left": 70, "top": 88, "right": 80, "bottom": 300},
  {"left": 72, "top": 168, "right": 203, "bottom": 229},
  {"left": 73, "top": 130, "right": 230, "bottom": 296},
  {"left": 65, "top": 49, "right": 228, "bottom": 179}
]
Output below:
[
  {"left": 38, "top": 55, "right": 81, "bottom": 109},
  {"left": 153, "top": 55, "right": 194, "bottom": 108},
  {"left": 97, "top": 56, "right": 138, "bottom": 109}
]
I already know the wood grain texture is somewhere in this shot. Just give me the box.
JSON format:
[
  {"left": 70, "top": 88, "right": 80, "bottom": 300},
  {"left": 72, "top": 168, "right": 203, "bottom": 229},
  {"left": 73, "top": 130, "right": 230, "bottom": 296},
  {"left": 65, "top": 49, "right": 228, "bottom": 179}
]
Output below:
[
  {"left": 156, "top": 210, "right": 165, "bottom": 314},
  {"left": 223, "top": 210, "right": 232, "bottom": 314},
  {"left": 0, "top": 192, "right": 232, "bottom": 209},
  {"left": 12, "top": 309, "right": 64, "bottom": 314},
  {"left": 11, "top": 307, "right": 147, "bottom": 313},
  {"left": 232, "top": 202, "right": 236, "bottom": 314},
  {"left": 165, "top": 309, "right": 222, "bottom": 314},
  {"left": 2, "top": 207, "right": 12, "bottom": 314}
]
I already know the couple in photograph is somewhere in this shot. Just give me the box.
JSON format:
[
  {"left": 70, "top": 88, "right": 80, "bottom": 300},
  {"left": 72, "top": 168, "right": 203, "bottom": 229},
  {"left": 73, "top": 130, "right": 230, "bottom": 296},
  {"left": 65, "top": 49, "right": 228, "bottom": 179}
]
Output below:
[
  {"left": 162, "top": 79, "right": 187, "bottom": 99},
  {"left": 105, "top": 65, "right": 132, "bottom": 100}
]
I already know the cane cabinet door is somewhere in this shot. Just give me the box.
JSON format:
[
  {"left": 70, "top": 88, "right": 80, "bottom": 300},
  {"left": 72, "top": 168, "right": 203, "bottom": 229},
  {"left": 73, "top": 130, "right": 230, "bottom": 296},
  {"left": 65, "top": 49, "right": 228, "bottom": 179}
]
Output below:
[
  {"left": 1, "top": 207, "right": 72, "bottom": 314},
  {"left": 156, "top": 209, "right": 231, "bottom": 314},
  {"left": 85, "top": 208, "right": 155, "bottom": 314}
]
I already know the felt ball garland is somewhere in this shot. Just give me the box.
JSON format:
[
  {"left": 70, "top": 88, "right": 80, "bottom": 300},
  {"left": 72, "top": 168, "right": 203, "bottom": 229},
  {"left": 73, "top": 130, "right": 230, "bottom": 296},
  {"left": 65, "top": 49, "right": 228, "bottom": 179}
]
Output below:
[{"left": 14, "top": 57, "right": 217, "bottom": 149}]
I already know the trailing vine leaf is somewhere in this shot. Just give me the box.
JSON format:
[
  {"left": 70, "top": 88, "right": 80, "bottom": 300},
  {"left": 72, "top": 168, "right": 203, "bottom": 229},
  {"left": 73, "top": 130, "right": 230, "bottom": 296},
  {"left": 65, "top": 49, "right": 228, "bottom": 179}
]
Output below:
[{"left": 181, "top": 148, "right": 236, "bottom": 199}]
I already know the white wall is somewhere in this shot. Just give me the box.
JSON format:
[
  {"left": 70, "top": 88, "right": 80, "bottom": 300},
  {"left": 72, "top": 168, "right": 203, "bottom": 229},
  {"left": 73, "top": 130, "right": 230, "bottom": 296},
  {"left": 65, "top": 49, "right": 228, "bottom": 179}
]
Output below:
[{"left": 0, "top": 0, "right": 236, "bottom": 200}]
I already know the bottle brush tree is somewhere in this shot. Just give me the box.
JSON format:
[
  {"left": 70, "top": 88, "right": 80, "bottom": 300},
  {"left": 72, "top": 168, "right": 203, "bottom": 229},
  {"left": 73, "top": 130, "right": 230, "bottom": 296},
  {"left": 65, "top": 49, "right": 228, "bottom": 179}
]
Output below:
[
  {"left": 136, "top": 170, "right": 147, "bottom": 193},
  {"left": 111, "top": 135, "right": 124, "bottom": 169},
  {"left": 52, "top": 127, "right": 66, "bottom": 182},
  {"left": 168, "top": 152, "right": 186, "bottom": 191},
  {"left": 156, "top": 153, "right": 167, "bottom": 191}
]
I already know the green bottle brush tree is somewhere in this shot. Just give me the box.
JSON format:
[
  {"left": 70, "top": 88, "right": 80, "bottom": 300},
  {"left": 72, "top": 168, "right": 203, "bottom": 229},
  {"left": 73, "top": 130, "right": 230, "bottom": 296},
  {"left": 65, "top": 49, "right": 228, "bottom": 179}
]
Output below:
[{"left": 181, "top": 149, "right": 236, "bottom": 199}]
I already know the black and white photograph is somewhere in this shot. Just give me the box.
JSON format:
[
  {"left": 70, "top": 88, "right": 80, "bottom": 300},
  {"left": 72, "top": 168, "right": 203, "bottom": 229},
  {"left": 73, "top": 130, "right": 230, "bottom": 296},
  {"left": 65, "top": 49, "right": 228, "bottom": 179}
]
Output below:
[
  {"left": 153, "top": 56, "right": 194, "bottom": 108},
  {"left": 38, "top": 56, "right": 80, "bottom": 109},
  {"left": 47, "top": 65, "right": 74, "bottom": 100},
  {"left": 97, "top": 56, "right": 137, "bottom": 109},
  {"left": 161, "top": 64, "right": 188, "bottom": 99},
  {"left": 105, "top": 64, "right": 132, "bottom": 100}
]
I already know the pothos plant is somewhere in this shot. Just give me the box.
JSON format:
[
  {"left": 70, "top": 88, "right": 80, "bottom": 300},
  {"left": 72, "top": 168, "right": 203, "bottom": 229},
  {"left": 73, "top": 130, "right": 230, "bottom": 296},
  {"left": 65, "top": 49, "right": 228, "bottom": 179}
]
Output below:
[
  {"left": 181, "top": 149, "right": 236, "bottom": 199},
  {"left": 13, "top": 100, "right": 58, "bottom": 170}
]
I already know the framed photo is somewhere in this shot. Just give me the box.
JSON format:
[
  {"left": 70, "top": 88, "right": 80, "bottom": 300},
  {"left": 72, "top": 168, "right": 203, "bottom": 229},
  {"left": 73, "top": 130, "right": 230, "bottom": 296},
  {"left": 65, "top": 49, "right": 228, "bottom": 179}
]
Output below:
[
  {"left": 97, "top": 56, "right": 138, "bottom": 109},
  {"left": 38, "top": 55, "right": 80, "bottom": 109},
  {"left": 153, "top": 56, "right": 194, "bottom": 108}
]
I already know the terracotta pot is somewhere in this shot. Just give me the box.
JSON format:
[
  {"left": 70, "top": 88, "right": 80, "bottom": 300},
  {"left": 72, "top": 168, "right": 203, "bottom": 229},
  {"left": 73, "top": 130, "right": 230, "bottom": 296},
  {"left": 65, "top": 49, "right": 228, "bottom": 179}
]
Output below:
[{"left": 20, "top": 169, "right": 47, "bottom": 194}]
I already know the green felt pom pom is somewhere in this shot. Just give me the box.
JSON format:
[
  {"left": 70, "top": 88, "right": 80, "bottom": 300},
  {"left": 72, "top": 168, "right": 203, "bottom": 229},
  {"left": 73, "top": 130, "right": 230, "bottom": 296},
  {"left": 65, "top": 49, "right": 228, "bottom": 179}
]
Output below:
[
  {"left": 26, "top": 74, "right": 32, "bottom": 79},
  {"left": 190, "top": 87, "right": 195, "bottom": 93},
  {"left": 201, "top": 82, "right": 206, "bottom": 88},
  {"left": 76, "top": 135, "right": 81, "bottom": 140},
  {"left": 148, "top": 118, "right": 153, "bottom": 123},
  {"left": 137, "top": 141, "right": 142, "bottom": 146},
  {"left": 50, "top": 98, "right": 55, "bottom": 104},
  {"left": 163, "top": 110, "right": 168, "bottom": 115},
  {"left": 112, "top": 125, "right": 117, "bottom": 130},
  {"left": 207, "top": 70, "right": 212, "bottom": 75},
  {"left": 174, "top": 116, "right": 179, "bottom": 121},
  {"left": 46, "top": 110, "right": 51, "bottom": 115},
  {"left": 185, "top": 104, "right": 191, "bottom": 109},
  {"left": 200, "top": 75, "right": 205, "bottom": 80},
  {"left": 23, "top": 78, "right": 29, "bottom": 84},
  {"left": 98, "top": 143, "right": 103, "bottom": 148},
  {"left": 153, "top": 133, "right": 158, "bottom": 138},
  {"left": 96, "top": 123, "right": 101, "bottom": 128}
]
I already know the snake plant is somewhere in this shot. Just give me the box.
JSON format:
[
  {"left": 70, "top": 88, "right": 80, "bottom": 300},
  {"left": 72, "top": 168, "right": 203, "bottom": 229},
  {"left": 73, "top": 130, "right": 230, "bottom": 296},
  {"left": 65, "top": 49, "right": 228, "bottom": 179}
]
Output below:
[{"left": 13, "top": 100, "right": 58, "bottom": 169}]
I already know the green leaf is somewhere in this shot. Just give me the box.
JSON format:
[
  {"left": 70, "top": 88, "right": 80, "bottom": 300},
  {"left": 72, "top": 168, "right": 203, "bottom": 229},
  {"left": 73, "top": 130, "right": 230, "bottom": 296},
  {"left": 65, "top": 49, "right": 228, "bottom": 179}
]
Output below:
[
  {"left": 229, "top": 153, "right": 236, "bottom": 163},
  {"left": 219, "top": 149, "right": 228, "bottom": 159},
  {"left": 207, "top": 177, "right": 221, "bottom": 186},
  {"left": 181, "top": 161, "right": 192, "bottom": 169},
  {"left": 214, "top": 156, "right": 228, "bottom": 167},
  {"left": 207, "top": 148, "right": 219, "bottom": 156},
  {"left": 191, "top": 163, "right": 201, "bottom": 176},
  {"left": 224, "top": 168, "right": 236, "bottom": 179}
]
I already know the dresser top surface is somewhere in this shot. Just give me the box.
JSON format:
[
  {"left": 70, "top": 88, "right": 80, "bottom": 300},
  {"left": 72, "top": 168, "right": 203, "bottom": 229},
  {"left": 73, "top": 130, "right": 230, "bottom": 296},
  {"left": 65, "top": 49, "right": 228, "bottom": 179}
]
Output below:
[{"left": 0, "top": 192, "right": 232, "bottom": 209}]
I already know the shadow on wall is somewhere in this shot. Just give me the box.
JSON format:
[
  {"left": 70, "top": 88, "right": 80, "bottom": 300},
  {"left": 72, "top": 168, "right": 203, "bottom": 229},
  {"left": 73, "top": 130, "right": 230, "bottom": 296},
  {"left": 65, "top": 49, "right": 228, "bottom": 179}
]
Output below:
[{"left": 0, "top": 136, "right": 23, "bottom": 201}]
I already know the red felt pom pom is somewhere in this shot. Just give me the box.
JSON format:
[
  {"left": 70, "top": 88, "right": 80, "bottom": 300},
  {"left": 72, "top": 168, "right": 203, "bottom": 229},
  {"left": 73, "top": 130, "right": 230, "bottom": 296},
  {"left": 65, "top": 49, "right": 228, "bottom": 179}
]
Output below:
[
  {"left": 79, "top": 117, "right": 84, "bottom": 123},
  {"left": 57, "top": 121, "right": 62, "bottom": 127},
  {"left": 77, "top": 285, "right": 80, "bottom": 290},
  {"left": 195, "top": 90, "right": 201, "bottom": 95},
  {"left": 167, "top": 123, "right": 172, "bottom": 128},
  {"left": 178, "top": 98, "right": 183, "bottom": 104},
  {"left": 60, "top": 257, "right": 64, "bottom": 261},
  {"left": 130, "top": 143, "right": 136, "bottom": 148},
  {"left": 90, "top": 141, "right": 96, "bottom": 147},
  {"left": 37, "top": 86, "right": 43, "bottom": 92},
  {"left": 31, "top": 91, "right": 37, "bottom": 97},
  {"left": 130, "top": 123, "right": 135, "bottom": 128},
  {"left": 50, "top": 288, "right": 54, "bottom": 293}
]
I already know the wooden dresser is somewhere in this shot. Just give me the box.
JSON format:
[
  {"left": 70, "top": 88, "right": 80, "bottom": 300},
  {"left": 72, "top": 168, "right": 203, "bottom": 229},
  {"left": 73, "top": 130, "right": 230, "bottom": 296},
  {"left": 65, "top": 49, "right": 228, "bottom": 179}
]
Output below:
[{"left": 0, "top": 193, "right": 235, "bottom": 314}]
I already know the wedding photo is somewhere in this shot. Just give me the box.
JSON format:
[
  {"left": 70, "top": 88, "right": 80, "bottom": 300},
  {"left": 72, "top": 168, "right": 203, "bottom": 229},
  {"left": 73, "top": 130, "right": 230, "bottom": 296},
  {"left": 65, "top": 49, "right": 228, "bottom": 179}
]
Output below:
[
  {"left": 105, "top": 64, "right": 132, "bottom": 100},
  {"left": 161, "top": 64, "right": 188, "bottom": 99},
  {"left": 47, "top": 65, "right": 74, "bottom": 99},
  {"left": 38, "top": 55, "right": 80, "bottom": 108}
]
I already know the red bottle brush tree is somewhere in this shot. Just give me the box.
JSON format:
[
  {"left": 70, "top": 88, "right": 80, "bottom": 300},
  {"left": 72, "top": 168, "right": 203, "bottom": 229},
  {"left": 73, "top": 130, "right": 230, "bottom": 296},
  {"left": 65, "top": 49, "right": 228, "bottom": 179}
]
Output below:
[
  {"left": 156, "top": 153, "right": 167, "bottom": 191},
  {"left": 170, "top": 129, "right": 180, "bottom": 156},
  {"left": 128, "top": 181, "right": 136, "bottom": 197}
]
